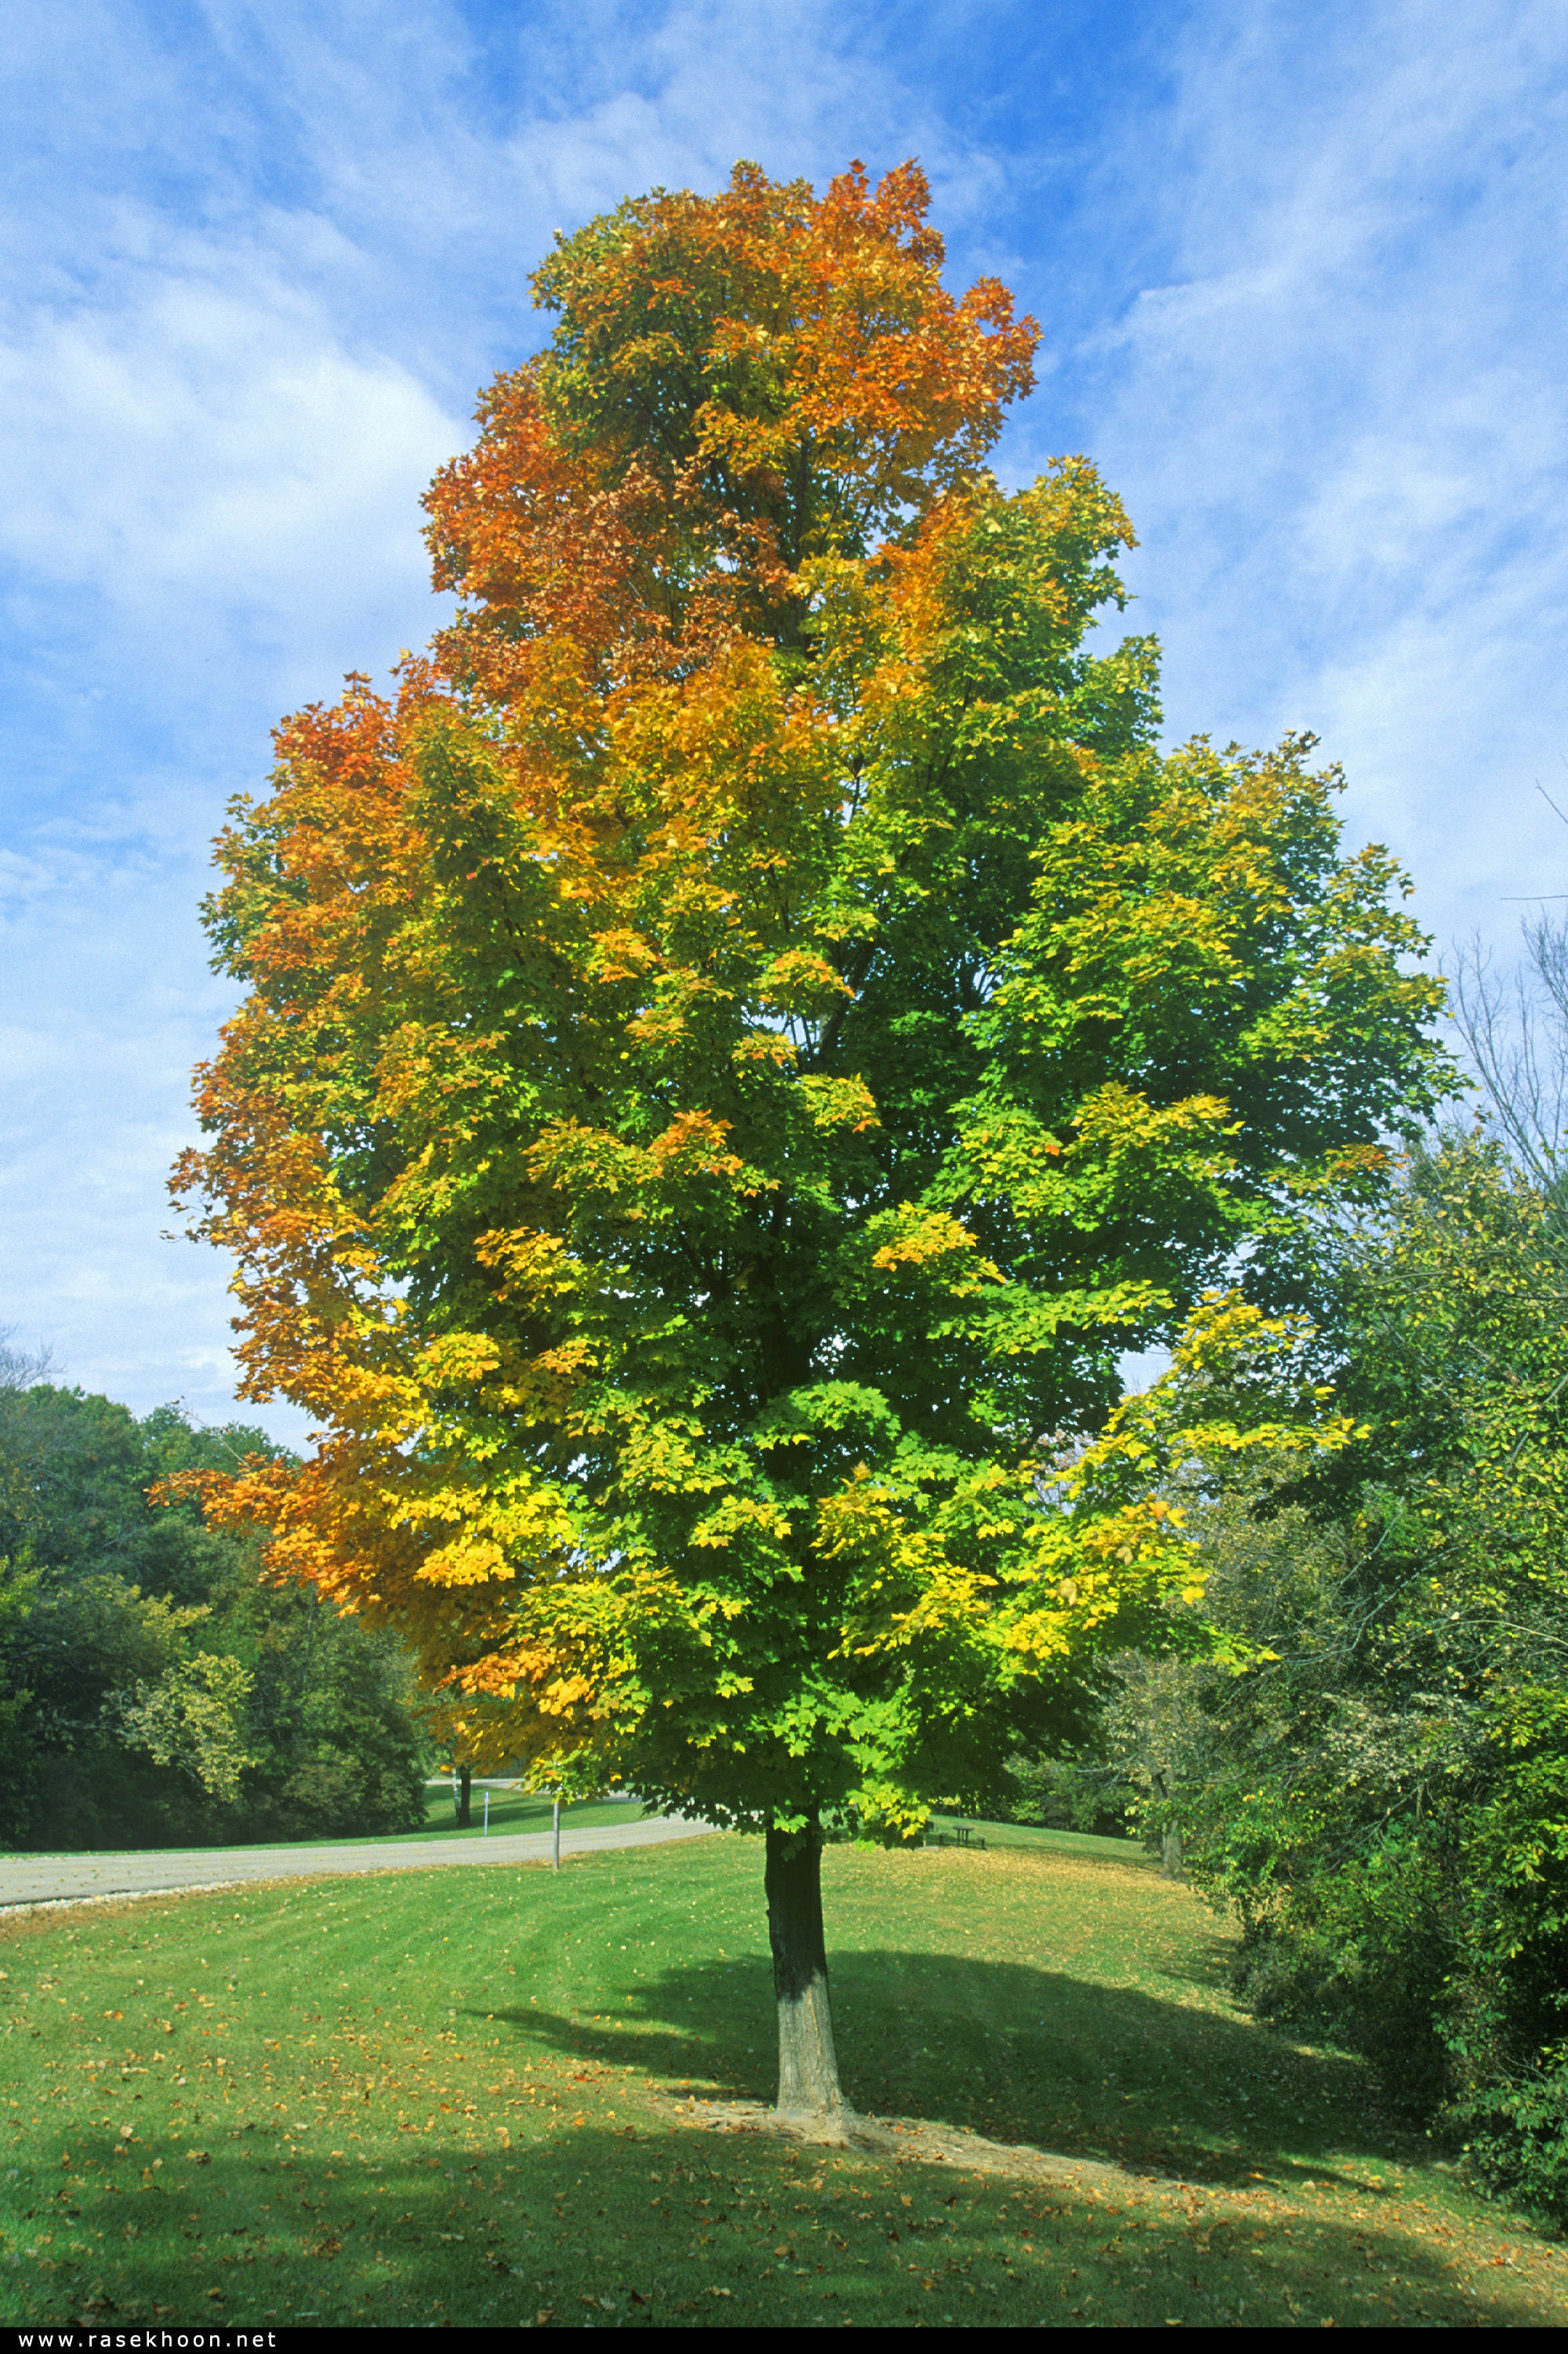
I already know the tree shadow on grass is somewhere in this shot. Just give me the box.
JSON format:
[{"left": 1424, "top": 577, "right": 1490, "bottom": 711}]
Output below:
[
  {"left": 25, "top": 2109, "right": 1549, "bottom": 2334},
  {"left": 481, "top": 1948, "right": 1409, "bottom": 2192}
]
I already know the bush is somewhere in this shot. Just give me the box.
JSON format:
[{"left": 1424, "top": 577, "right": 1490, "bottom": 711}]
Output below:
[
  {"left": 1224, "top": 1838, "right": 1459, "bottom": 2120},
  {"left": 1454, "top": 2065, "right": 1568, "bottom": 2228}
]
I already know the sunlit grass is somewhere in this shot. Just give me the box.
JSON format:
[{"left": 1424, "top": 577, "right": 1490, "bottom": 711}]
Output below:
[{"left": 2, "top": 1834, "right": 1564, "bottom": 2327}]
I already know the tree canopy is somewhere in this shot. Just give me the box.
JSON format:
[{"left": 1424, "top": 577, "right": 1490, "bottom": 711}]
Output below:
[{"left": 176, "top": 161, "right": 1451, "bottom": 2117}]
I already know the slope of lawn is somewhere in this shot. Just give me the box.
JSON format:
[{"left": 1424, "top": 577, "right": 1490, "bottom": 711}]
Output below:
[{"left": 2, "top": 1832, "right": 1565, "bottom": 2330}]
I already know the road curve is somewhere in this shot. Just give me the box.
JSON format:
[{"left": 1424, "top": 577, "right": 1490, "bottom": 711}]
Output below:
[{"left": 0, "top": 1815, "right": 717, "bottom": 1910}]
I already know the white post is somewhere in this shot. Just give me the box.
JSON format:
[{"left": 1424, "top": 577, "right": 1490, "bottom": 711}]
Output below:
[
  {"left": 483, "top": 1789, "right": 490, "bottom": 1836},
  {"left": 553, "top": 1795, "right": 561, "bottom": 1873}
]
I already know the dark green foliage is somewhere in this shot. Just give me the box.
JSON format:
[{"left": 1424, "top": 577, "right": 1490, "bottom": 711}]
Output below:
[
  {"left": 230, "top": 1575, "right": 433, "bottom": 1842},
  {"left": 0, "top": 1386, "right": 152, "bottom": 1586},
  {"left": 0, "top": 1374, "right": 430, "bottom": 1851},
  {"left": 0, "top": 1564, "right": 230, "bottom": 1850},
  {"left": 1457, "top": 2069, "right": 1568, "bottom": 2219},
  {"left": 1002, "top": 1750, "right": 1131, "bottom": 1836},
  {"left": 1099, "top": 1134, "right": 1568, "bottom": 2223}
]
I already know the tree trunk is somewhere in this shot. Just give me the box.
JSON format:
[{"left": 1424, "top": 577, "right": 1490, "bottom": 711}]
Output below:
[
  {"left": 1151, "top": 1767, "right": 1182, "bottom": 1880},
  {"left": 454, "top": 1765, "right": 471, "bottom": 1826},
  {"left": 766, "top": 1818, "right": 845, "bottom": 2123}
]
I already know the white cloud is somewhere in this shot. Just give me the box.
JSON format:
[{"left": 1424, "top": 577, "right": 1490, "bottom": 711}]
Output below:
[
  {"left": 1072, "top": 0, "right": 1568, "bottom": 935},
  {"left": 0, "top": 261, "right": 461, "bottom": 699},
  {"left": 0, "top": 0, "right": 929, "bottom": 1426},
  {"left": 0, "top": 804, "right": 288, "bottom": 1428}
]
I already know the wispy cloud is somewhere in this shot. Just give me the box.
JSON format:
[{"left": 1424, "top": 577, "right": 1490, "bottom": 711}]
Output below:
[
  {"left": 0, "top": 271, "right": 458, "bottom": 684},
  {"left": 1071, "top": 0, "right": 1568, "bottom": 930},
  {"left": 0, "top": 0, "right": 938, "bottom": 1427}
]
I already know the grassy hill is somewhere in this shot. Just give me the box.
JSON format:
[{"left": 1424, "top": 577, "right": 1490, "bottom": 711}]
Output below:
[{"left": 3, "top": 1831, "right": 1564, "bottom": 2327}]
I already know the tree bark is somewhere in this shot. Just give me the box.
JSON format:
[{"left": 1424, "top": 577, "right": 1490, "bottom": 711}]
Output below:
[
  {"left": 1151, "top": 1768, "right": 1182, "bottom": 1880},
  {"left": 766, "top": 1818, "right": 845, "bottom": 2123},
  {"left": 454, "top": 1764, "right": 471, "bottom": 1826}
]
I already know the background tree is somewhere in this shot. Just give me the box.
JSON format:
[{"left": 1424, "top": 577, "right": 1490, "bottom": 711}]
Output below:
[
  {"left": 1451, "top": 823, "right": 1568, "bottom": 1194},
  {"left": 0, "top": 1376, "right": 430, "bottom": 1851},
  {"left": 176, "top": 161, "right": 1451, "bottom": 2125},
  {"left": 1114, "top": 1133, "right": 1568, "bottom": 2222}
]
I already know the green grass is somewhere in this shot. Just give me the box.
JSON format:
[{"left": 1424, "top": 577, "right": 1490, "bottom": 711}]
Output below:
[
  {"left": 3, "top": 1833, "right": 1565, "bottom": 2329},
  {"left": 410, "top": 1790, "right": 649, "bottom": 1845},
  {"left": 925, "top": 1810, "right": 1142, "bottom": 1862}
]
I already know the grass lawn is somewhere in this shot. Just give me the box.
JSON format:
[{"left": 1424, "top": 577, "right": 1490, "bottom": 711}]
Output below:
[
  {"left": 2, "top": 1833, "right": 1564, "bottom": 2330},
  {"left": 412, "top": 1790, "right": 650, "bottom": 1844},
  {"left": 925, "top": 1811, "right": 1142, "bottom": 1862}
]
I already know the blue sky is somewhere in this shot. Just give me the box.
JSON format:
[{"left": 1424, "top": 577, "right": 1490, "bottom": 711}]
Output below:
[{"left": 3, "top": 0, "right": 1566, "bottom": 1436}]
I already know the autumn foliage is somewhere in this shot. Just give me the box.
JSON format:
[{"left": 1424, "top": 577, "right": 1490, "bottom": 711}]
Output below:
[{"left": 176, "top": 162, "right": 1450, "bottom": 1864}]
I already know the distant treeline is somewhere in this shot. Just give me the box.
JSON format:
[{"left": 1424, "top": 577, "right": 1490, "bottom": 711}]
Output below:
[{"left": 0, "top": 1367, "right": 430, "bottom": 1851}]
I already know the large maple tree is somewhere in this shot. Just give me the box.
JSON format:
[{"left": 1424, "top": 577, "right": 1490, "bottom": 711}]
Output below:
[{"left": 177, "top": 162, "right": 1450, "bottom": 2123}]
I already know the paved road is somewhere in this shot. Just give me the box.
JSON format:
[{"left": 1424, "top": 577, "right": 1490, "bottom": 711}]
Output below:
[{"left": 0, "top": 1815, "right": 716, "bottom": 1909}]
